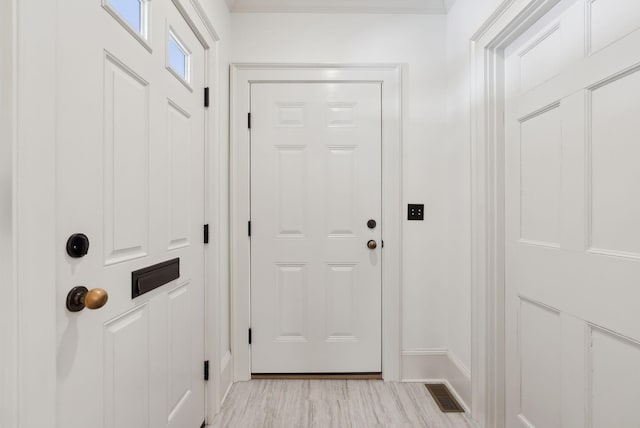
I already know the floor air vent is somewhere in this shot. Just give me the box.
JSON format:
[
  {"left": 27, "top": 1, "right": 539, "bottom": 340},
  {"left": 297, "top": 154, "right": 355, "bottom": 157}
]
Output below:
[{"left": 425, "top": 383, "right": 464, "bottom": 413}]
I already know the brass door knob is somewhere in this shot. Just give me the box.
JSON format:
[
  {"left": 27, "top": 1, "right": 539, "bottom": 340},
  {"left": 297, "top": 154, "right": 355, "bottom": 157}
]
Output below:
[
  {"left": 66, "top": 286, "right": 109, "bottom": 312},
  {"left": 367, "top": 240, "right": 377, "bottom": 250}
]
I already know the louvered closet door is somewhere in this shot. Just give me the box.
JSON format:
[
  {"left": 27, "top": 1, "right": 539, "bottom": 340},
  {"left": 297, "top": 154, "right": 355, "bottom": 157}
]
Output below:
[
  {"left": 504, "top": 1, "right": 640, "bottom": 427},
  {"left": 250, "top": 83, "right": 382, "bottom": 373}
]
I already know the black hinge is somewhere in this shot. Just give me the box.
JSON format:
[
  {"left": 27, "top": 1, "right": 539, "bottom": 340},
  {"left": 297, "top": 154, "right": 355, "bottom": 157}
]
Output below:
[
  {"left": 382, "top": 240, "right": 384, "bottom": 248},
  {"left": 204, "top": 360, "right": 209, "bottom": 381},
  {"left": 200, "top": 420, "right": 206, "bottom": 428},
  {"left": 248, "top": 112, "right": 251, "bottom": 129},
  {"left": 204, "top": 87, "right": 210, "bottom": 108},
  {"left": 203, "top": 224, "right": 209, "bottom": 244},
  {"left": 248, "top": 221, "right": 251, "bottom": 237},
  {"left": 248, "top": 328, "right": 252, "bottom": 344}
]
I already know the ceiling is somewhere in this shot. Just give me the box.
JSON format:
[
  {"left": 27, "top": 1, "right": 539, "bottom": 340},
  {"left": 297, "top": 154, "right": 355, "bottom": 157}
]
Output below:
[{"left": 225, "top": 0, "right": 457, "bottom": 14}]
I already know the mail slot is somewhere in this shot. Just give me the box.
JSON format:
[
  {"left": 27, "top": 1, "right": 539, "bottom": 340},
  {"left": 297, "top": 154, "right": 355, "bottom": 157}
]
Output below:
[{"left": 131, "top": 258, "right": 180, "bottom": 298}]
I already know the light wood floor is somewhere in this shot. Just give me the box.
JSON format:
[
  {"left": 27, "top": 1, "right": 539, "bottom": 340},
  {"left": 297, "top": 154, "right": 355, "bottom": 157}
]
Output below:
[{"left": 211, "top": 380, "right": 479, "bottom": 428}]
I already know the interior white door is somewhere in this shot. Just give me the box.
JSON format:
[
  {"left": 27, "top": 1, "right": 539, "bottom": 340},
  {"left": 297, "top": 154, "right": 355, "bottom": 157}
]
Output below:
[
  {"left": 504, "top": 1, "right": 640, "bottom": 427},
  {"left": 56, "top": 0, "right": 206, "bottom": 427},
  {"left": 250, "top": 83, "right": 382, "bottom": 373}
]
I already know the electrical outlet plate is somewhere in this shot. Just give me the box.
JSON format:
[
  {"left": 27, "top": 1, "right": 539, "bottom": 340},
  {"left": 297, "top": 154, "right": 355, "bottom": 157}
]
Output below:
[{"left": 408, "top": 204, "right": 424, "bottom": 221}]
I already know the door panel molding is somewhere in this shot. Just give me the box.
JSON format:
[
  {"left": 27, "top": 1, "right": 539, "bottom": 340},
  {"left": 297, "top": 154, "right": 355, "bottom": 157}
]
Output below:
[
  {"left": 470, "top": 1, "right": 564, "bottom": 427},
  {"left": 230, "top": 64, "right": 403, "bottom": 382}
]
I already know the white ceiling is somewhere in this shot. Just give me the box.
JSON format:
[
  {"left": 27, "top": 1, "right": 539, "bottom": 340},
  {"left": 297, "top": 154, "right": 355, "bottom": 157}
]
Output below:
[{"left": 225, "top": 0, "right": 457, "bottom": 14}]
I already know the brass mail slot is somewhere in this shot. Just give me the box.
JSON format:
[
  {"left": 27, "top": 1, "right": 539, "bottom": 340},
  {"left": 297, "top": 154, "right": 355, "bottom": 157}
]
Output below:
[{"left": 131, "top": 258, "right": 180, "bottom": 298}]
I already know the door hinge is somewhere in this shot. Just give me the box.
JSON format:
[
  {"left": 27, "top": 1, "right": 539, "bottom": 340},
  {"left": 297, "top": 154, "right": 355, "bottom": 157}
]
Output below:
[
  {"left": 204, "top": 360, "right": 209, "bottom": 381},
  {"left": 200, "top": 420, "right": 206, "bottom": 428},
  {"left": 248, "top": 221, "right": 251, "bottom": 237},
  {"left": 204, "top": 87, "right": 210, "bottom": 108},
  {"left": 203, "top": 224, "right": 209, "bottom": 244},
  {"left": 382, "top": 240, "right": 384, "bottom": 248},
  {"left": 248, "top": 112, "right": 251, "bottom": 129},
  {"left": 248, "top": 328, "right": 252, "bottom": 344}
]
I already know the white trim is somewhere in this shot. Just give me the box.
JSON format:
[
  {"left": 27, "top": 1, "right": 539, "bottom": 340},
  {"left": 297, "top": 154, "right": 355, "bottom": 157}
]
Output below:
[
  {"left": 167, "top": 0, "right": 227, "bottom": 422},
  {"left": 227, "top": 0, "right": 448, "bottom": 14},
  {"left": 203, "top": 22, "right": 224, "bottom": 426},
  {"left": 218, "top": 351, "right": 234, "bottom": 407},
  {"left": 229, "top": 6, "right": 447, "bottom": 14},
  {"left": 14, "top": 0, "right": 59, "bottom": 425},
  {"left": 189, "top": 0, "right": 221, "bottom": 42},
  {"left": 401, "top": 348, "right": 472, "bottom": 411},
  {"left": 469, "top": 1, "right": 562, "bottom": 427},
  {"left": 401, "top": 348, "right": 448, "bottom": 357},
  {"left": 230, "top": 63, "right": 403, "bottom": 382},
  {"left": 448, "top": 348, "right": 472, "bottom": 380},
  {"left": 0, "top": 0, "right": 17, "bottom": 426}
]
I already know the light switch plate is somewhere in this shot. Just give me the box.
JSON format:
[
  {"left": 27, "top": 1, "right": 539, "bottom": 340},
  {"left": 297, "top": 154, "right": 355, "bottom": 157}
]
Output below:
[{"left": 408, "top": 204, "right": 424, "bottom": 221}]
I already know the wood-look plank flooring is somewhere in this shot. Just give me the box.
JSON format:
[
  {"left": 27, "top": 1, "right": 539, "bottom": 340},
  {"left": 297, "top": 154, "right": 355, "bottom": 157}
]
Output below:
[{"left": 210, "top": 380, "right": 478, "bottom": 428}]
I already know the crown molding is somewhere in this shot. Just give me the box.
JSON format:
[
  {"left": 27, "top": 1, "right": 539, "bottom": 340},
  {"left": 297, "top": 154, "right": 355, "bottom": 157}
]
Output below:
[{"left": 229, "top": 0, "right": 451, "bottom": 14}]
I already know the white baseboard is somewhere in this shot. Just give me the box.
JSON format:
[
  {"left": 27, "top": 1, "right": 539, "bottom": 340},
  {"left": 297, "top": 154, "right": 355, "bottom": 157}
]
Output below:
[
  {"left": 401, "top": 348, "right": 471, "bottom": 411},
  {"left": 220, "top": 350, "right": 234, "bottom": 405}
]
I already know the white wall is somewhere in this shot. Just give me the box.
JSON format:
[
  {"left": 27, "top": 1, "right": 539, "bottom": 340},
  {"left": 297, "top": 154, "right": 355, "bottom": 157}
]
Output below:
[
  {"left": 230, "top": 13, "right": 451, "bottom": 363},
  {"left": 445, "top": 0, "right": 504, "bottom": 371}
]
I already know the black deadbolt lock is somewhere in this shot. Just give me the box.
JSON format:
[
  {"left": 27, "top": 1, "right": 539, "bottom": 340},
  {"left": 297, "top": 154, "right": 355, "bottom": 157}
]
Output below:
[
  {"left": 66, "top": 233, "right": 90, "bottom": 258},
  {"left": 367, "top": 219, "right": 377, "bottom": 229}
]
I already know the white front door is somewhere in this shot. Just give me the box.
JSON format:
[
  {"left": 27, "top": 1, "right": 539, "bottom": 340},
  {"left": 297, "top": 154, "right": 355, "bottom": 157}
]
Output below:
[
  {"left": 56, "top": 0, "right": 206, "bottom": 426},
  {"left": 504, "top": 1, "right": 640, "bottom": 426},
  {"left": 250, "top": 83, "right": 382, "bottom": 373}
]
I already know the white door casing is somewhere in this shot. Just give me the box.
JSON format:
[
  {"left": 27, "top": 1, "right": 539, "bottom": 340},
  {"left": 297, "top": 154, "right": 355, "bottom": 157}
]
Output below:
[
  {"left": 470, "top": 1, "right": 566, "bottom": 425},
  {"left": 471, "top": 0, "right": 640, "bottom": 426},
  {"left": 56, "top": 0, "right": 207, "bottom": 427},
  {"left": 0, "top": 0, "right": 18, "bottom": 426},
  {"left": 250, "top": 82, "right": 382, "bottom": 373},
  {"left": 231, "top": 65, "right": 402, "bottom": 382},
  {"left": 504, "top": 1, "right": 640, "bottom": 426}
]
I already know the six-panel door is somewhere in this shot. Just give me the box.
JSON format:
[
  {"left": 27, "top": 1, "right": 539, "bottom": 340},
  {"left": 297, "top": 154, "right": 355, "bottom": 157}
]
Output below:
[{"left": 250, "top": 83, "right": 383, "bottom": 373}]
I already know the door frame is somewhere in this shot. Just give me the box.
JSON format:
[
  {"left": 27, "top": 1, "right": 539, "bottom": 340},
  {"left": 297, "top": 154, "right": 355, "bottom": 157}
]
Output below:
[
  {"left": 469, "top": 0, "right": 563, "bottom": 427},
  {"left": 230, "top": 64, "right": 403, "bottom": 382},
  {"left": 1, "top": 0, "right": 20, "bottom": 426},
  {"left": 6, "top": 0, "right": 222, "bottom": 426}
]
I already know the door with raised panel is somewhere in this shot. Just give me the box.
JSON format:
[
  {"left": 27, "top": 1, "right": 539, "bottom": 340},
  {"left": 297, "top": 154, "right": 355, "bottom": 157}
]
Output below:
[
  {"left": 504, "top": 1, "right": 640, "bottom": 426},
  {"left": 250, "top": 83, "right": 382, "bottom": 373},
  {"left": 55, "top": 0, "right": 206, "bottom": 426}
]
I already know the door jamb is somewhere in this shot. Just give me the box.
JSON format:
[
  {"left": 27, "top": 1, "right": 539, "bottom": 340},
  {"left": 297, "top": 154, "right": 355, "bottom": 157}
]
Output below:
[
  {"left": 469, "top": 0, "right": 562, "bottom": 426},
  {"left": 1, "top": 0, "right": 18, "bottom": 426},
  {"left": 8, "top": 0, "right": 58, "bottom": 425},
  {"left": 169, "top": 0, "right": 224, "bottom": 421},
  {"left": 230, "top": 64, "right": 403, "bottom": 382}
]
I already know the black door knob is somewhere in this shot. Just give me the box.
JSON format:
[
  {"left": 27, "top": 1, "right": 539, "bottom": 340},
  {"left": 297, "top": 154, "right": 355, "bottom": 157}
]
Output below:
[
  {"left": 66, "top": 233, "right": 90, "bottom": 258},
  {"left": 367, "top": 219, "right": 377, "bottom": 229}
]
